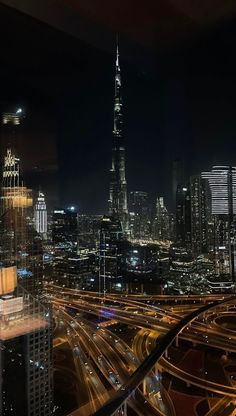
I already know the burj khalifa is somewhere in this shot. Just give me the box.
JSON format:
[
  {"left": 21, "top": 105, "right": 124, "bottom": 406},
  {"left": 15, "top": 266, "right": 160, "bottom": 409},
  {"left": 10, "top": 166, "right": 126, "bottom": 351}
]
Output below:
[{"left": 108, "top": 40, "right": 128, "bottom": 233}]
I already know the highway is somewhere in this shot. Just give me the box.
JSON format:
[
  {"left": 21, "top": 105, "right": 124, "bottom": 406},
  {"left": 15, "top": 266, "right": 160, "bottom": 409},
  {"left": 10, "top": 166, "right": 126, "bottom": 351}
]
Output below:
[
  {"left": 92, "top": 296, "right": 236, "bottom": 416},
  {"left": 49, "top": 290, "right": 236, "bottom": 355},
  {"left": 54, "top": 304, "right": 168, "bottom": 415},
  {"left": 46, "top": 284, "right": 236, "bottom": 416},
  {"left": 133, "top": 328, "right": 234, "bottom": 397}
]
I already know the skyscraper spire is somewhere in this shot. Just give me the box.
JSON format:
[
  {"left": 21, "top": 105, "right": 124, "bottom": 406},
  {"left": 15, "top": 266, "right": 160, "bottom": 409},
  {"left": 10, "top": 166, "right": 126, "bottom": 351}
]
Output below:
[
  {"left": 108, "top": 37, "right": 128, "bottom": 232},
  {"left": 113, "top": 35, "right": 122, "bottom": 138},
  {"left": 116, "top": 34, "right": 119, "bottom": 68}
]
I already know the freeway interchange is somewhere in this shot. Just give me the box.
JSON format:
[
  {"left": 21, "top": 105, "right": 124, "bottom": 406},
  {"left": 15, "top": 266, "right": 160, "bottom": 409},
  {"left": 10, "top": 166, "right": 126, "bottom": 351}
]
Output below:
[{"left": 46, "top": 284, "right": 236, "bottom": 416}]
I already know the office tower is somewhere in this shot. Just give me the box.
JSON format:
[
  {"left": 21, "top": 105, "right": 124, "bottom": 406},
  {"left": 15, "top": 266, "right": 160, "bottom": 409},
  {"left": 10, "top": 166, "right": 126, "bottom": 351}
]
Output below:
[
  {"left": 2, "top": 147, "right": 20, "bottom": 188},
  {"left": 0, "top": 148, "right": 43, "bottom": 295},
  {"left": 169, "top": 213, "right": 176, "bottom": 241},
  {"left": 53, "top": 252, "right": 97, "bottom": 288},
  {"left": 129, "top": 191, "right": 150, "bottom": 239},
  {"left": 190, "top": 175, "right": 210, "bottom": 255},
  {"left": 176, "top": 184, "right": 191, "bottom": 248},
  {"left": 99, "top": 216, "right": 123, "bottom": 293},
  {"left": 172, "top": 158, "right": 184, "bottom": 211},
  {"left": 108, "top": 40, "right": 128, "bottom": 232},
  {"left": 201, "top": 167, "right": 236, "bottom": 215},
  {"left": 34, "top": 191, "right": 47, "bottom": 239},
  {"left": 152, "top": 197, "right": 170, "bottom": 241},
  {"left": 0, "top": 265, "right": 53, "bottom": 416},
  {"left": 202, "top": 166, "right": 236, "bottom": 277},
  {"left": 0, "top": 148, "right": 33, "bottom": 269},
  {"left": 52, "top": 207, "right": 78, "bottom": 249},
  {"left": 77, "top": 214, "right": 103, "bottom": 249}
]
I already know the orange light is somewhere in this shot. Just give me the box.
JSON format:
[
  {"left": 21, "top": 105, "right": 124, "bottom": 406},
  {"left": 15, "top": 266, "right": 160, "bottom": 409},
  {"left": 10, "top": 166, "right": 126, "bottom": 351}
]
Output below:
[{"left": 0, "top": 266, "right": 17, "bottom": 295}]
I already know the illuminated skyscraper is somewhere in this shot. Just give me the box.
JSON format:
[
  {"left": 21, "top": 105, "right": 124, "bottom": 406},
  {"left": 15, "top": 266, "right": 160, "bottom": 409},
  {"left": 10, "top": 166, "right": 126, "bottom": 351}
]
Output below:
[
  {"left": 0, "top": 149, "right": 33, "bottom": 267},
  {"left": 190, "top": 175, "right": 210, "bottom": 255},
  {"left": 99, "top": 216, "right": 123, "bottom": 294},
  {"left": 176, "top": 184, "right": 191, "bottom": 248},
  {"left": 0, "top": 148, "right": 40, "bottom": 295},
  {"left": 34, "top": 191, "right": 47, "bottom": 239},
  {"left": 152, "top": 197, "right": 170, "bottom": 241},
  {"left": 108, "top": 40, "right": 128, "bottom": 232},
  {"left": 201, "top": 166, "right": 236, "bottom": 215},
  {"left": 2, "top": 147, "right": 20, "bottom": 188},
  {"left": 129, "top": 191, "right": 150, "bottom": 239},
  {"left": 201, "top": 166, "right": 236, "bottom": 277},
  {"left": 52, "top": 208, "right": 78, "bottom": 249}
]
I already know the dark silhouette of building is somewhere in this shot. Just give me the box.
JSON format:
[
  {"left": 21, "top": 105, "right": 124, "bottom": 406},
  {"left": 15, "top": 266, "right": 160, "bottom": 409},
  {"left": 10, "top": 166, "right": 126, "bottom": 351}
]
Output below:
[
  {"left": 176, "top": 184, "right": 191, "bottom": 248},
  {"left": 0, "top": 267, "right": 53, "bottom": 416},
  {"left": 51, "top": 207, "right": 78, "bottom": 249},
  {"left": 190, "top": 175, "right": 210, "bottom": 255},
  {"left": 99, "top": 216, "right": 123, "bottom": 293},
  {"left": 172, "top": 158, "right": 184, "bottom": 212},
  {"left": 77, "top": 214, "right": 102, "bottom": 249}
]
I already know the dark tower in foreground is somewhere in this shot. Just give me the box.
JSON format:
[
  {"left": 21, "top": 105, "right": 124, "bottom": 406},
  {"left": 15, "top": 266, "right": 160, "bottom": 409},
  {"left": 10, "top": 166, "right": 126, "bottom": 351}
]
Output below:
[
  {"left": 108, "top": 40, "right": 128, "bottom": 233},
  {"left": 0, "top": 270, "right": 53, "bottom": 416}
]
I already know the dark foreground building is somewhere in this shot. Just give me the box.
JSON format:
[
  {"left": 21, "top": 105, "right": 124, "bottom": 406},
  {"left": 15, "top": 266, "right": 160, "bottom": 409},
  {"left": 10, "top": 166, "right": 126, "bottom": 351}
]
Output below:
[{"left": 0, "top": 267, "right": 53, "bottom": 416}]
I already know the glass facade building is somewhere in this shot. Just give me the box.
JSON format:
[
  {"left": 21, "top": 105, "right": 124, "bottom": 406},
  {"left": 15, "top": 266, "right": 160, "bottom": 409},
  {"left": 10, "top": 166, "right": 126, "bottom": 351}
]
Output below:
[
  {"left": 34, "top": 191, "right": 47, "bottom": 239},
  {"left": 0, "top": 271, "right": 53, "bottom": 416}
]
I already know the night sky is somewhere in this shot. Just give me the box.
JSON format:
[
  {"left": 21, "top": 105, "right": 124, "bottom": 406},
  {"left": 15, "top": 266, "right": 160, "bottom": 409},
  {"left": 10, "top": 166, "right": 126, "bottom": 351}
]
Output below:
[{"left": 1, "top": 3, "right": 236, "bottom": 212}]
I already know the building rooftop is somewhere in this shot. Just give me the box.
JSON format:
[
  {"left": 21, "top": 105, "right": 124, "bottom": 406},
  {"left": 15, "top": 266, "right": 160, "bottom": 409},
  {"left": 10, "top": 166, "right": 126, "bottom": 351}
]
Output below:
[{"left": 0, "top": 316, "right": 48, "bottom": 341}]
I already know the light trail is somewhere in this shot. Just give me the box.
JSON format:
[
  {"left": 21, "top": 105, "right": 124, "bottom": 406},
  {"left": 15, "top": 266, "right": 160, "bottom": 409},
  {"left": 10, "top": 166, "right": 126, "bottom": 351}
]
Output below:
[{"left": 47, "top": 284, "right": 236, "bottom": 416}]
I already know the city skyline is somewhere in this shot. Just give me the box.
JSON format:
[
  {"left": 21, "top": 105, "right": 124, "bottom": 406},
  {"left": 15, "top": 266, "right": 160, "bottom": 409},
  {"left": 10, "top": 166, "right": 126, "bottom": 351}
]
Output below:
[
  {"left": 2, "top": 4, "right": 236, "bottom": 416},
  {"left": 1, "top": 5, "right": 236, "bottom": 213}
]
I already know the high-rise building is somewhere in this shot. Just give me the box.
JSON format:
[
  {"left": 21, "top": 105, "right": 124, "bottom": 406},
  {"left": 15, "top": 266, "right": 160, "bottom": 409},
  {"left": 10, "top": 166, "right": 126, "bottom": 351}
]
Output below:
[
  {"left": 169, "top": 213, "right": 176, "bottom": 241},
  {"left": 0, "top": 149, "right": 33, "bottom": 268},
  {"left": 99, "top": 216, "right": 123, "bottom": 293},
  {"left": 129, "top": 191, "right": 150, "bottom": 239},
  {"left": 201, "top": 166, "right": 236, "bottom": 277},
  {"left": 0, "top": 266, "right": 53, "bottom": 416},
  {"left": 108, "top": 40, "right": 128, "bottom": 233},
  {"left": 51, "top": 207, "right": 78, "bottom": 249},
  {"left": 201, "top": 166, "right": 236, "bottom": 215},
  {"left": 1, "top": 108, "right": 59, "bottom": 211},
  {"left": 172, "top": 158, "right": 184, "bottom": 211},
  {"left": 2, "top": 147, "right": 20, "bottom": 188},
  {"left": 152, "top": 197, "right": 170, "bottom": 241},
  {"left": 190, "top": 175, "right": 210, "bottom": 255},
  {"left": 34, "top": 191, "right": 47, "bottom": 239},
  {"left": 0, "top": 148, "right": 46, "bottom": 295},
  {"left": 77, "top": 214, "right": 103, "bottom": 249},
  {"left": 176, "top": 184, "right": 191, "bottom": 248}
]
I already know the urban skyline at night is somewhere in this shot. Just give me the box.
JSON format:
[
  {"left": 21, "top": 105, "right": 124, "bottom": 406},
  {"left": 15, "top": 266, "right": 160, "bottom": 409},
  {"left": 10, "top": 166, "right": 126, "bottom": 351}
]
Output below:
[
  {"left": 2, "top": 2, "right": 236, "bottom": 416},
  {"left": 1, "top": 4, "right": 236, "bottom": 214}
]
